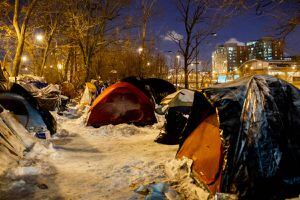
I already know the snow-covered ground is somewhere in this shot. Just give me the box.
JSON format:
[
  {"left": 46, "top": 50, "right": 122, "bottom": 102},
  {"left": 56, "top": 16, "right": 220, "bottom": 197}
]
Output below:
[{"left": 1, "top": 113, "right": 182, "bottom": 200}]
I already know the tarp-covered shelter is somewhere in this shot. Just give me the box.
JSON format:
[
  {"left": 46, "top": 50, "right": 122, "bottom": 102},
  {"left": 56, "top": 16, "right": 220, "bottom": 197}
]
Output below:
[
  {"left": 177, "top": 75, "right": 300, "bottom": 199},
  {"left": 155, "top": 89, "right": 195, "bottom": 145},
  {"left": 122, "top": 77, "right": 176, "bottom": 104},
  {"left": 9, "top": 83, "right": 57, "bottom": 136},
  {"left": 86, "top": 82, "right": 157, "bottom": 127},
  {"left": 15, "top": 76, "right": 61, "bottom": 111},
  {"left": 0, "top": 93, "right": 52, "bottom": 138},
  {"left": 0, "top": 106, "right": 35, "bottom": 175}
]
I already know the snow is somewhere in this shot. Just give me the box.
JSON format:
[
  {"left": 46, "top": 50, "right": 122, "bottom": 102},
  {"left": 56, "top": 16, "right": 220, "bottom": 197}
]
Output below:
[
  {"left": 165, "top": 157, "right": 210, "bottom": 200},
  {"left": 1, "top": 113, "right": 180, "bottom": 199},
  {"left": 177, "top": 89, "right": 194, "bottom": 103}
]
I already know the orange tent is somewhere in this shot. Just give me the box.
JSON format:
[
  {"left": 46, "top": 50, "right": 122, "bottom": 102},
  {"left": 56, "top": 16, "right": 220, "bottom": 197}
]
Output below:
[
  {"left": 176, "top": 113, "right": 223, "bottom": 194},
  {"left": 86, "top": 82, "right": 157, "bottom": 127}
]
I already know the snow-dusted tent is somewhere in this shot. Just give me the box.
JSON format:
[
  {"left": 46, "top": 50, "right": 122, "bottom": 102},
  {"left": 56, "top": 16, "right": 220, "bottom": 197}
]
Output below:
[
  {"left": 0, "top": 93, "right": 56, "bottom": 138},
  {"left": 161, "top": 89, "right": 194, "bottom": 108},
  {"left": 177, "top": 75, "right": 300, "bottom": 199},
  {"left": 122, "top": 77, "right": 176, "bottom": 104},
  {"left": 86, "top": 82, "right": 156, "bottom": 127},
  {"left": 155, "top": 89, "right": 195, "bottom": 145}
]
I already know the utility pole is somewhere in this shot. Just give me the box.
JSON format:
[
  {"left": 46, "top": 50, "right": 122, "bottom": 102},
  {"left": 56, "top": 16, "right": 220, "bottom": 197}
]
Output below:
[
  {"left": 195, "top": 36, "right": 199, "bottom": 89},
  {"left": 176, "top": 55, "right": 180, "bottom": 89}
]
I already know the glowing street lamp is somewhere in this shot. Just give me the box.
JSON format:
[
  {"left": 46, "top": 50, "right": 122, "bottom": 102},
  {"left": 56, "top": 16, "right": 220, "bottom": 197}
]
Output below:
[
  {"left": 57, "top": 63, "right": 63, "bottom": 70},
  {"left": 137, "top": 47, "right": 143, "bottom": 54},
  {"left": 147, "top": 62, "right": 150, "bottom": 66},
  {"left": 21, "top": 55, "right": 28, "bottom": 62},
  {"left": 36, "top": 33, "right": 44, "bottom": 42}
]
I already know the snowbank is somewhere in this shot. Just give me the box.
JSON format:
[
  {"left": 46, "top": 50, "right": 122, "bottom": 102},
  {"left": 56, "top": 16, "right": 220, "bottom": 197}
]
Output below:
[
  {"left": 165, "top": 157, "right": 211, "bottom": 200},
  {"left": 55, "top": 111, "right": 164, "bottom": 138}
]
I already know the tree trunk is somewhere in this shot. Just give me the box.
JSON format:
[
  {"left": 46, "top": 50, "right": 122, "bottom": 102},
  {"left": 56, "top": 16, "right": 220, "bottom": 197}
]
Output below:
[
  {"left": 40, "top": 37, "right": 53, "bottom": 76},
  {"left": 12, "top": 36, "right": 25, "bottom": 77},
  {"left": 85, "top": 52, "right": 92, "bottom": 82},
  {"left": 184, "top": 57, "right": 189, "bottom": 89},
  {"left": 12, "top": 0, "right": 39, "bottom": 78},
  {"left": 63, "top": 48, "right": 72, "bottom": 81}
]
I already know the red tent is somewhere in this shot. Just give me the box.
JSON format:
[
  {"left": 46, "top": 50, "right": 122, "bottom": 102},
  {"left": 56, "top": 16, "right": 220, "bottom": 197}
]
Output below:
[{"left": 86, "top": 82, "right": 157, "bottom": 127}]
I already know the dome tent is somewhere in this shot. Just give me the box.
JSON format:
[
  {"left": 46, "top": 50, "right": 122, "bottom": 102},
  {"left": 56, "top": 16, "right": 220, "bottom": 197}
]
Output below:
[
  {"left": 177, "top": 75, "right": 300, "bottom": 199},
  {"left": 155, "top": 89, "right": 195, "bottom": 145},
  {"left": 160, "top": 89, "right": 195, "bottom": 109},
  {"left": 86, "top": 82, "right": 157, "bottom": 127},
  {"left": 121, "top": 77, "right": 176, "bottom": 104},
  {"left": 0, "top": 93, "right": 53, "bottom": 139},
  {"left": 8, "top": 83, "right": 57, "bottom": 136}
]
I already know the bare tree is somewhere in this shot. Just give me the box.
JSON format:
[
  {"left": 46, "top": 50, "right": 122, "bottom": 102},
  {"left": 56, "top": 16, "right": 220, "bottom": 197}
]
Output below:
[
  {"left": 229, "top": 0, "right": 300, "bottom": 38},
  {"left": 64, "top": 0, "right": 130, "bottom": 82},
  {"left": 11, "top": 0, "right": 39, "bottom": 77}
]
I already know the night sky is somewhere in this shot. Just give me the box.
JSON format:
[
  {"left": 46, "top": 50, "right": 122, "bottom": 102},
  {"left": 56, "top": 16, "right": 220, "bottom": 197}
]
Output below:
[{"left": 152, "top": 0, "right": 300, "bottom": 64}]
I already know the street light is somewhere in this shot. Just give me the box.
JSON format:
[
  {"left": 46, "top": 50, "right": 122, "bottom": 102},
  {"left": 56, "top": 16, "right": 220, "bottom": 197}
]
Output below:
[
  {"left": 138, "top": 47, "right": 143, "bottom": 54},
  {"left": 147, "top": 62, "right": 150, "bottom": 66},
  {"left": 21, "top": 55, "right": 28, "bottom": 62},
  {"left": 36, "top": 33, "right": 44, "bottom": 42},
  {"left": 57, "top": 63, "right": 63, "bottom": 70}
]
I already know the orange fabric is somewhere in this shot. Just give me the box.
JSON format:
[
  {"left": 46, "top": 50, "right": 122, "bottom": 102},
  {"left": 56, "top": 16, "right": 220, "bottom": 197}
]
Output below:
[
  {"left": 87, "top": 82, "right": 156, "bottom": 127},
  {"left": 86, "top": 82, "right": 97, "bottom": 93},
  {"left": 177, "top": 113, "right": 222, "bottom": 194}
]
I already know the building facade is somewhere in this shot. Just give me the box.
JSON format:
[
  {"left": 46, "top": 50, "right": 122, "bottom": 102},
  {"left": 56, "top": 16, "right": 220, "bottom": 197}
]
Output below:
[
  {"left": 212, "top": 37, "right": 284, "bottom": 78},
  {"left": 246, "top": 37, "right": 284, "bottom": 61},
  {"left": 212, "top": 46, "right": 227, "bottom": 74},
  {"left": 212, "top": 43, "right": 248, "bottom": 73}
]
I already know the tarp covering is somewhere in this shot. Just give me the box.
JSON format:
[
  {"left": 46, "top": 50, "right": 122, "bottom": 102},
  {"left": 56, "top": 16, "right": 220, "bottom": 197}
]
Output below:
[
  {"left": 0, "top": 106, "right": 35, "bottom": 175},
  {"left": 0, "top": 93, "right": 50, "bottom": 138},
  {"left": 178, "top": 75, "right": 300, "bottom": 199},
  {"left": 15, "top": 77, "right": 61, "bottom": 111},
  {"left": 9, "top": 84, "right": 57, "bottom": 135},
  {"left": 86, "top": 82, "right": 157, "bottom": 127},
  {"left": 155, "top": 106, "right": 191, "bottom": 145}
]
